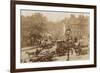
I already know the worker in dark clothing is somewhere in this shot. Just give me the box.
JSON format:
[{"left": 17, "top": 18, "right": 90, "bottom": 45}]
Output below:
[{"left": 65, "top": 27, "right": 72, "bottom": 61}]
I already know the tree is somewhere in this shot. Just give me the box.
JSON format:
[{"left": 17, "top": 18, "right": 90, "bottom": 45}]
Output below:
[{"left": 21, "top": 13, "right": 47, "bottom": 47}]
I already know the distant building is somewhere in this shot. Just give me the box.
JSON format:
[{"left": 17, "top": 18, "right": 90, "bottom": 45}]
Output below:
[{"left": 63, "top": 14, "right": 89, "bottom": 39}]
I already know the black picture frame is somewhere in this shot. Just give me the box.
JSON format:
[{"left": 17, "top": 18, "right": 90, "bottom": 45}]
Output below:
[{"left": 10, "top": 0, "right": 97, "bottom": 73}]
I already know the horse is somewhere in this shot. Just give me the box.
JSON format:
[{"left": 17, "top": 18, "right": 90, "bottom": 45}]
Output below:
[
  {"left": 55, "top": 37, "right": 82, "bottom": 61},
  {"left": 72, "top": 37, "right": 82, "bottom": 56}
]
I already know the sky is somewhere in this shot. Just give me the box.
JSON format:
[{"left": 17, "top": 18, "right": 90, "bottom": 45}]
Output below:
[{"left": 21, "top": 10, "right": 89, "bottom": 22}]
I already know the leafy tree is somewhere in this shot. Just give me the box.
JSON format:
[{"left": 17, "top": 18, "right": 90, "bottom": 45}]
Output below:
[{"left": 21, "top": 13, "right": 47, "bottom": 47}]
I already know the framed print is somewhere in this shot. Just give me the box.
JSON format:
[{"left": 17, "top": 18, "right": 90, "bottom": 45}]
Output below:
[{"left": 10, "top": 0, "right": 97, "bottom": 73}]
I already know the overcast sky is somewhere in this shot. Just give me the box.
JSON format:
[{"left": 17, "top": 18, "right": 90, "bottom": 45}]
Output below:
[{"left": 21, "top": 10, "right": 89, "bottom": 22}]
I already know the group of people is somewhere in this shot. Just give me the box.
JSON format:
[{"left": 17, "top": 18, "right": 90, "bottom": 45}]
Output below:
[{"left": 28, "top": 27, "right": 82, "bottom": 61}]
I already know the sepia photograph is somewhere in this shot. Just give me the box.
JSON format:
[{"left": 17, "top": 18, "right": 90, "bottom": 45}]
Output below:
[
  {"left": 11, "top": 1, "right": 96, "bottom": 72},
  {"left": 21, "top": 10, "right": 90, "bottom": 63}
]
